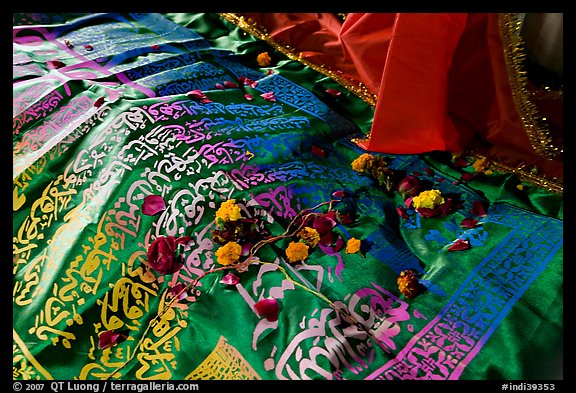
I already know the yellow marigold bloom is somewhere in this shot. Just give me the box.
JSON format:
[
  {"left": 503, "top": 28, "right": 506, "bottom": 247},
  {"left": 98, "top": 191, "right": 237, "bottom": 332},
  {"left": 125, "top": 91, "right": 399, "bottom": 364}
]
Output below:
[
  {"left": 351, "top": 153, "right": 374, "bottom": 173},
  {"left": 346, "top": 237, "right": 361, "bottom": 254},
  {"left": 216, "top": 241, "right": 242, "bottom": 266},
  {"left": 257, "top": 52, "right": 272, "bottom": 67},
  {"left": 215, "top": 199, "right": 242, "bottom": 223},
  {"left": 285, "top": 241, "right": 309, "bottom": 263},
  {"left": 412, "top": 189, "right": 445, "bottom": 209},
  {"left": 297, "top": 227, "right": 320, "bottom": 248}
]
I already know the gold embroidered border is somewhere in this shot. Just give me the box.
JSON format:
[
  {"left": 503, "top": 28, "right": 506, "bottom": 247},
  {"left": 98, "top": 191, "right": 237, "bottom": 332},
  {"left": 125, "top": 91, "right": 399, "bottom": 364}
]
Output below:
[{"left": 498, "top": 13, "right": 563, "bottom": 160}]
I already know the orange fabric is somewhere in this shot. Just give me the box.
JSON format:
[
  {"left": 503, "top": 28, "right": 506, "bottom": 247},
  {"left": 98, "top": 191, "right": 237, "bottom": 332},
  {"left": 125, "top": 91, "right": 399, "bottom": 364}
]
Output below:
[{"left": 345, "top": 13, "right": 538, "bottom": 157}]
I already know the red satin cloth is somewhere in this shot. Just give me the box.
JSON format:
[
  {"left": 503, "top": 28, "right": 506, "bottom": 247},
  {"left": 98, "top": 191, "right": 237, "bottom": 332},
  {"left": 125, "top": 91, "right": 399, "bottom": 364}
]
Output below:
[{"left": 241, "top": 13, "right": 561, "bottom": 172}]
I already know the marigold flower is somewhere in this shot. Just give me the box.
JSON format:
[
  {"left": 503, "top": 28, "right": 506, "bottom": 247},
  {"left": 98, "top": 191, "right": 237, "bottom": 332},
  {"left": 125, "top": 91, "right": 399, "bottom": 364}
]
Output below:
[
  {"left": 412, "top": 189, "right": 445, "bottom": 210},
  {"left": 397, "top": 269, "right": 426, "bottom": 299},
  {"left": 216, "top": 241, "right": 242, "bottom": 266},
  {"left": 345, "top": 237, "right": 362, "bottom": 254},
  {"left": 285, "top": 241, "right": 309, "bottom": 263},
  {"left": 351, "top": 153, "right": 373, "bottom": 173},
  {"left": 257, "top": 52, "right": 272, "bottom": 67},
  {"left": 215, "top": 199, "right": 242, "bottom": 223},
  {"left": 297, "top": 227, "right": 320, "bottom": 248}
]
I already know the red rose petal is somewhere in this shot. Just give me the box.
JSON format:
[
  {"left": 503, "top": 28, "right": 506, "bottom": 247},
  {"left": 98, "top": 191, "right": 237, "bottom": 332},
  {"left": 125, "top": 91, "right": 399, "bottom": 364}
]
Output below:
[
  {"left": 460, "top": 217, "right": 479, "bottom": 229},
  {"left": 223, "top": 81, "right": 238, "bottom": 89},
  {"left": 169, "top": 283, "right": 188, "bottom": 300},
  {"left": 396, "top": 206, "right": 409, "bottom": 219},
  {"left": 84, "top": 44, "right": 93, "bottom": 51},
  {"left": 260, "top": 92, "right": 275, "bottom": 101},
  {"left": 332, "top": 190, "right": 345, "bottom": 199},
  {"left": 326, "top": 88, "right": 341, "bottom": 96},
  {"left": 142, "top": 195, "right": 166, "bottom": 216},
  {"left": 311, "top": 144, "right": 326, "bottom": 158},
  {"left": 215, "top": 83, "right": 225, "bottom": 90},
  {"left": 460, "top": 172, "right": 475, "bottom": 181},
  {"left": 47, "top": 60, "right": 66, "bottom": 69},
  {"left": 254, "top": 298, "right": 279, "bottom": 322},
  {"left": 245, "top": 94, "right": 253, "bottom": 101},
  {"left": 220, "top": 273, "right": 241, "bottom": 286},
  {"left": 448, "top": 239, "right": 471, "bottom": 251},
  {"left": 94, "top": 97, "right": 106, "bottom": 108},
  {"left": 98, "top": 330, "right": 121, "bottom": 349},
  {"left": 454, "top": 158, "right": 470, "bottom": 168},
  {"left": 471, "top": 200, "right": 487, "bottom": 217}
]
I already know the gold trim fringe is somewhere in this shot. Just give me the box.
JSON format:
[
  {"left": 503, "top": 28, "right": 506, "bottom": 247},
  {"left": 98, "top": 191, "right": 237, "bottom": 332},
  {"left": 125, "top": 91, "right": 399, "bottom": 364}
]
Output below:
[{"left": 498, "top": 13, "right": 562, "bottom": 160}]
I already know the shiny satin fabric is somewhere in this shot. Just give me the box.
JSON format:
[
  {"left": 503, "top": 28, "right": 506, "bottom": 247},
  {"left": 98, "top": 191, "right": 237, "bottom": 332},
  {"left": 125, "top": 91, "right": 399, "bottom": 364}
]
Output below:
[
  {"left": 243, "top": 13, "right": 563, "bottom": 182},
  {"left": 13, "top": 13, "right": 562, "bottom": 381}
]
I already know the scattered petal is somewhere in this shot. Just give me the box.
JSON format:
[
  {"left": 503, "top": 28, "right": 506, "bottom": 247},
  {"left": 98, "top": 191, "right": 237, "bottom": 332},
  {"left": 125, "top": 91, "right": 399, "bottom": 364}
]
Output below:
[
  {"left": 169, "top": 283, "right": 188, "bottom": 300},
  {"left": 254, "top": 298, "right": 279, "bottom": 322},
  {"left": 438, "top": 198, "right": 453, "bottom": 216},
  {"left": 223, "top": 81, "right": 239, "bottom": 89},
  {"left": 448, "top": 239, "right": 471, "bottom": 251},
  {"left": 396, "top": 206, "right": 409, "bottom": 219},
  {"left": 244, "top": 93, "right": 253, "bottom": 101},
  {"left": 150, "top": 44, "right": 161, "bottom": 50},
  {"left": 454, "top": 157, "right": 470, "bottom": 168},
  {"left": 460, "top": 217, "right": 479, "bottom": 229},
  {"left": 326, "top": 88, "right": 342, "bottom": 96},
  {"left": 516, "top": 184, "right": 524, "bottom": 191},
  {"left": 215, "top": 83, "right": 225, "bottom": 90},
  {"left": 460, "top": 172, "right": 475, "bottom": 182},
  {"left": 220, "top": 272, "right": 241, "bottom": 286},
  {"left": 47, "top": 60, "right": 66, "bottom": 69},
  {"left": 311, "top": 144, "right": 326, "bottom": 158},
  {"left": 404, "top": 197, "right": 413, "bottom": 209},
  {"left": 94, "top": 97, "right": 106, "bottom": 108},
  {"left": 424, "top": 167, "right": 434, "bottom": 176},
  {"left": 397, "top": 175, "right": 420, "bottom": 198},
  {"left": 260, "top": 92, "right": 276, "bottom": 101},
  {"left": 98, "top": 330, "right": 121, "bottom": 349},
  {"left": 84, "top": 44, "right": 93, "bottom": 51},
  {"left": 332, "top": 190, "right": 345, "bottom": 199},
  {"left": 186, "top": 90, "right": 212, "bottom": 103},
  {"left": 267, "top": 69, "right": 275, "bottom": 75},
  {"left": 471, "top": 201, "right": 487, "bottom": 217},
  {"left": 64, "top": 40, "right": 73, "bottom": 49},
  {"left": 142, "top": 195, "right": 166, "bottom": 216}
]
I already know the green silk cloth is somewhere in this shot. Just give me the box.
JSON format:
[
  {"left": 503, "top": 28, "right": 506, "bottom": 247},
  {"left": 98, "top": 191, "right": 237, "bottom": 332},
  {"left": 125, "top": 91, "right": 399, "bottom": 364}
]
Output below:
[{"left": 13, "top": 13, "right": 563, "bottom": 381}]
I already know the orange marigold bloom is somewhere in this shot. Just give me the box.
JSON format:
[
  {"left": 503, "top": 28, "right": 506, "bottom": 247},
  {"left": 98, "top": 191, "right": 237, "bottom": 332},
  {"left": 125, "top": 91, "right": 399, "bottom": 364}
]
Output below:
[
  {"left": 297, "top": 227, "right": 320, "bottom": 248},
  {"left": 397, "top": 269, "right": 426, "bottom": 299},
  {"left": 346, "top": 237, "right": 361, "bottom": 254},
  {"left": 216, "top": 241, "right": 242, "bottom": 266},
  {"left": 351, "top": 153, "right": 374, "bottom": 173},
  {"left": 257, "top": 52, "right": 272, "bottom": 67},
  {"left": 215, "top": 199, "right": 242, "bottom": 223},
  {"left": 285, "top": 241, "right": 309, "bottom": 263}
]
